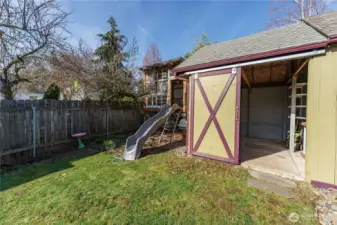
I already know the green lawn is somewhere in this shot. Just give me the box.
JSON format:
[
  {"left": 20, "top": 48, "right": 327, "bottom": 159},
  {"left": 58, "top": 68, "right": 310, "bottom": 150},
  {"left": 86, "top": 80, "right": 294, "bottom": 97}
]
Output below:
[{"left": 0, "top": 144, "right": 317, "bottom": 224}]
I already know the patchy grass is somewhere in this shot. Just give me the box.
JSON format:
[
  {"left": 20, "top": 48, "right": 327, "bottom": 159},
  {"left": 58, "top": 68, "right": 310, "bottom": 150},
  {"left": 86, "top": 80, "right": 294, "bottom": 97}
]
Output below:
[{"left": 1, "top": 144, "right": 317, "bottom": 224}]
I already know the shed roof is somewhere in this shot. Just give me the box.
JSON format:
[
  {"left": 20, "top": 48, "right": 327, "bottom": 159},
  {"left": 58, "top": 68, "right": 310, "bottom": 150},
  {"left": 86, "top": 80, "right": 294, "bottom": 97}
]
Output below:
[
  {"left": 304, "top": 10, "right": 337, "bottom": 38},
  {"left": 175, "top": 21, "right": 326, "bottom": 72}
]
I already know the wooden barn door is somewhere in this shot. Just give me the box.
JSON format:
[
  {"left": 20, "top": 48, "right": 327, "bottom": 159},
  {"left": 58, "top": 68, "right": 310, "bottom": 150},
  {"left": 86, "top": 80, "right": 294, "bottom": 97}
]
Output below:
[{"left": 189, "top": 68, "right": 241, "bottom": 164}]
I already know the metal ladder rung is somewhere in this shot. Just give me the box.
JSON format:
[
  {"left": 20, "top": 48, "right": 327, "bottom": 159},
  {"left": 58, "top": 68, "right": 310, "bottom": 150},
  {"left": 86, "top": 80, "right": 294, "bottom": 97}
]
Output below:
[{"left": 158, "top": 112, "right": 181, "bottom": 145}]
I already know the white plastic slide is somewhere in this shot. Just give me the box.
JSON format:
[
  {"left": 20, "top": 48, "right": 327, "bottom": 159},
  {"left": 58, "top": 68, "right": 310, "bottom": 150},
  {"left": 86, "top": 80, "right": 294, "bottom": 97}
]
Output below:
[{"left": 123, "top": 104, "right": 180, "bottom": 160}]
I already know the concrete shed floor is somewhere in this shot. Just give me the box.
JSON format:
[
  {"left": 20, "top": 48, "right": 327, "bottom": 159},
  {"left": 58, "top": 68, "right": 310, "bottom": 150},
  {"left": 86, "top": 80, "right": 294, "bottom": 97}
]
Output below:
[{"left": 240, "top": 138, "right": 305, "bottom": 181}]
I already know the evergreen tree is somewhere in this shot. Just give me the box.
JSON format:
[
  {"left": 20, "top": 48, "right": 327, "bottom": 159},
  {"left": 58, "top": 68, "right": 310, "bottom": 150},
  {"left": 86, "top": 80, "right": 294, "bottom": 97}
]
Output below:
[
  {"left": 94, "top": 17, "right": 137, "bottom": 102},
  {"left": 95, "top": 17, "right": 127, "bottom": 66},
  {"left": 185, "top": 33, "right": 215, "bottom": 58}
]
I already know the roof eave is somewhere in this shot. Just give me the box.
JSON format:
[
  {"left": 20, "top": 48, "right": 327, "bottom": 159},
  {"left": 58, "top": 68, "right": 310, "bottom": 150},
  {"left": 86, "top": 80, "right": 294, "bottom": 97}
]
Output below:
[
  {"left": 139, "top": 57, "right": 184, "bottom": 71},
  {"left": 173, "top": 41, "right": 327, "bottom": 74},
  {"left": 328, "top": 36, "right": 337, "bottom": 44}
]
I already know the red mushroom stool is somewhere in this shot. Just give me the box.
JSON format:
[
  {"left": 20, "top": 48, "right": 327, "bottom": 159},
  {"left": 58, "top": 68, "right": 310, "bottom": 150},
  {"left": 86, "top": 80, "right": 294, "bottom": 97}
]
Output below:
[{"left": 72, "top": 132, "right": 86, "bottom": 149}]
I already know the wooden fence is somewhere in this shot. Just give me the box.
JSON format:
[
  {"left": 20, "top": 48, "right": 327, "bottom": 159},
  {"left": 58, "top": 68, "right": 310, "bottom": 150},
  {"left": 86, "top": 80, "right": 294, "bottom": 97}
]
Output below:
[{"left": 0, "top": 100, "right": 143, "bottom": 166}]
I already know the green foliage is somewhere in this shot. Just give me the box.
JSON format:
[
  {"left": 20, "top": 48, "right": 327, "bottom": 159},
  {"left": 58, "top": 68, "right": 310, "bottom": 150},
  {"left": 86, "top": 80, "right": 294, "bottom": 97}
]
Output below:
[
  {"left": 0, "top": 150, "right": 316, "bottom": 224},
  {"left": 5, "top": 86, "right": 13, "bottom": 99},
  {"left": 94, "top": 17, "right": 127, "bottom": 65},
  {"left": 103, "top": 139, "right": 120, "bottom": 149},
  {"left": 185, "top": 33, "right": 215, "bottom": 58},
  {"left": 94, "top": 17, "right": 141, "bottom": 103},
  {"left": 43, "top": 83, "right": 61, "bottom": 100},
  {"left": 83, "top": 96, "right": 92, "bottom": 101}
]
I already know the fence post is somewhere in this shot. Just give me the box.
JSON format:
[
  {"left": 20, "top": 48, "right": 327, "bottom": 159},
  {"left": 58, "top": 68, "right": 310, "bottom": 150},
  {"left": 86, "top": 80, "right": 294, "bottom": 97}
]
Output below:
[{"left": 31, "top": 105, "right": 36, "bottom": 158}]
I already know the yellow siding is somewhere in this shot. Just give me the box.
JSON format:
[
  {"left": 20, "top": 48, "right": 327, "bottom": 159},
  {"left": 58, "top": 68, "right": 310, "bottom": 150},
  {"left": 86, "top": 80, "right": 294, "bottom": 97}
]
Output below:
[{"left": 306, "top": 45, "right": 337, "bottom": 185}]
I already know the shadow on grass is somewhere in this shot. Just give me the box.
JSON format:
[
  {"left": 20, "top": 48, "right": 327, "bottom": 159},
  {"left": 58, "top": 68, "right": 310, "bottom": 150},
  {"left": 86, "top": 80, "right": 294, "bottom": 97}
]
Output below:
[
  {"left": 0, "top": 134, "right": 185, "bottom": 191},
  {"left": 0, "top": 145, "right": 104, "bottom": 192},
  {"left": 0, "top": 133, "right": 134, "bottom": 192}
]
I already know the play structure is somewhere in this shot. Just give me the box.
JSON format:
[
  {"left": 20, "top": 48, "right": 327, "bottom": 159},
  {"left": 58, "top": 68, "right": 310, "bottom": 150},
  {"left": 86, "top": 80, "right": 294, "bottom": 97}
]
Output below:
[
  {"left": 72, "top": 132, "right": 86, "bottom": 149},
  {"left": 157, "top": 111, "right": 185, "bottom": 145},
  {"left": 123, "top": 104, "right": 180, "bottom": 160}
]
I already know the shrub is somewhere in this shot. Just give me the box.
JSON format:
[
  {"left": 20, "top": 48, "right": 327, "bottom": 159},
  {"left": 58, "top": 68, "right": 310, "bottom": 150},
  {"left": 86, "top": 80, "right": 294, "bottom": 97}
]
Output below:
[{"left": 43, "top": 83, "right": 61, "bottom": 100}]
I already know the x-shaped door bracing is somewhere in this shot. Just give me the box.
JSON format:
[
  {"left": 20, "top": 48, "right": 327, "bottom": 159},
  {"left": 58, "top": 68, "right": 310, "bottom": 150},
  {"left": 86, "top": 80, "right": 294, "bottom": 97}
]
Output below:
[{"left": 192, "top": 72, "right": 237, "bottom": 160}]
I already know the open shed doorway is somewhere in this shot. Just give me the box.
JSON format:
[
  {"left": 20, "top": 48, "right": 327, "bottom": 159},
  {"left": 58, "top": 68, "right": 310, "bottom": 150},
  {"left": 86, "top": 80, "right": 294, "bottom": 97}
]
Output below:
[{"left": 239, "top": 59, "right": 307, "bottom": 180}]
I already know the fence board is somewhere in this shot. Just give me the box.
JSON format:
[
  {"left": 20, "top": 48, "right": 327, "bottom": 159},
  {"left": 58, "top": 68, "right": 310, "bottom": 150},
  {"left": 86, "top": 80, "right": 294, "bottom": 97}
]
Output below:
[
  {"left": 36, "top": 110, "right": 40, "bottom": 145},
  {"left": 26, "top": 108, "right": 32, "bottom": 147},
  {"left": 2, "top": 112, "right": 10, "bottom": 151},
  {"left": 43, "top": 102, "right": 48, "bottom": 156},
  {"left": 1, "top": 100, "right": 143, "bottom": 165}
]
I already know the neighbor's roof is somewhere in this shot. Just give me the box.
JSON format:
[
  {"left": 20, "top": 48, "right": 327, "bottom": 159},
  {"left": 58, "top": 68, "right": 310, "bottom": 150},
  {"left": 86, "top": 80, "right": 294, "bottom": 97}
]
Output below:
[
  {"left": 140, "top": 57, "right": 184, "bottom": 71},
  {"left": 175, "top": 10, "right": 337, "bottom": 73},
  {"left": 304, "top": 10, "right": 337, "bottom": 38}
]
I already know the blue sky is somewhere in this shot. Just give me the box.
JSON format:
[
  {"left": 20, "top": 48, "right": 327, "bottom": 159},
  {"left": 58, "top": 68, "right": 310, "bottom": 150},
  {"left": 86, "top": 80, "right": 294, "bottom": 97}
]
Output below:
[{"left": 61, "top": 0, "right": 337, "bottom": 66}]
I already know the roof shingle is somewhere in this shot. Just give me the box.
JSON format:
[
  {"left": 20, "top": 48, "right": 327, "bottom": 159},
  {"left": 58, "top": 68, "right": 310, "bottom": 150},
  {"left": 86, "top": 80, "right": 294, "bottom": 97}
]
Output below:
[
  {"left": 175, "top": 21, "right": 327, "bottom": 71},
  {"left": 304, "top": 10, "right": 337, "bottom": 38}
]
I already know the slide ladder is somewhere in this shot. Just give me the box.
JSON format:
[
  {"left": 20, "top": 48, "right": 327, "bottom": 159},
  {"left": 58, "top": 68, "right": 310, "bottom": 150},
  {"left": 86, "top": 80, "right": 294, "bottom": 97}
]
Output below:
[{"left": 123, "top": 104, "right": 180, "bottom": 160}]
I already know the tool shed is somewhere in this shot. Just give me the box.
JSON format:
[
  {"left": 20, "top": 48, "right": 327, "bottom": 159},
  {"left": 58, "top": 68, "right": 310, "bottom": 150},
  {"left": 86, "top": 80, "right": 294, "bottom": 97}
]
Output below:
[{"left": 174, "top": 11, "right": 337, "bottom": 188}]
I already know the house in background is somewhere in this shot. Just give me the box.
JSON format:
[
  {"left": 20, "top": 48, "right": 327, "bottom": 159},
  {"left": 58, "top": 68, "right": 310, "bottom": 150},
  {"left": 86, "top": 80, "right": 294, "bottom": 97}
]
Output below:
[
  {"left": 141, "top": 57, "right": 186, "bottom": 114},
  {"left": 15, "top": 92, "right": 44, "bottom": 100},
  {"left": 173, "top": 10, "right": 337, "bottom": 189}
]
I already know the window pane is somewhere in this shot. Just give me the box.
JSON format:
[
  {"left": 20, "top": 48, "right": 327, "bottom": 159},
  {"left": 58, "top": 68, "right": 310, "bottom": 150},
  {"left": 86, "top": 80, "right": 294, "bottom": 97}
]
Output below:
[
  {"left": 157, "top": 81, "right": 167, "bottom": 94},
  {"left": 161, "top": 71, "right": 167, "bottom": 79}
]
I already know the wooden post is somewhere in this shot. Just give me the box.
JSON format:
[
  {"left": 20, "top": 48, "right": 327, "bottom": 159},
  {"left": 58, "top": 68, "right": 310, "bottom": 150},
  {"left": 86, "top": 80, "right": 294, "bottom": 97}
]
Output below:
[
  {"left": 290, "top": 76, "right": 297, "bottom": 152},
  {"left": 287, "top": 58, "right": 309, "bottom": 83},
  {"left": 183, "top": 80, "right": 187, "bottom": 112},
  {"left": 144, "top": 72, "right": 147, "bottom": 106},
  {"left": 242, "top": 69, "right": 251, "bottom": 89},
  {"left": 167, "top": 69, "right": 171, "bottom": 105},
  {"left": 168, "top": 77, "right": 172, "bottom": 105}
]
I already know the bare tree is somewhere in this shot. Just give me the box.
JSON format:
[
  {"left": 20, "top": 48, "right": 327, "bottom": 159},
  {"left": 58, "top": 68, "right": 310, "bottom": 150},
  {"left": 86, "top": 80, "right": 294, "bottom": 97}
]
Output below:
[
  {"left": 268, "top": 0, "right": 328, "bottom": 28},
  {"left": 24, "top": 38, "right": 143, "bottom": 101},
  {"left": 0, "top": 0, "right": 70, "bottom": 99},
  {"left": 143, "top": 44, "right": 162, "bottom": 66},
  {"left": 19, "top": 17, "right": 143, "bottom": 102},
  {"left": 19, "top": 40, "right": 100, "bottom": 100}
]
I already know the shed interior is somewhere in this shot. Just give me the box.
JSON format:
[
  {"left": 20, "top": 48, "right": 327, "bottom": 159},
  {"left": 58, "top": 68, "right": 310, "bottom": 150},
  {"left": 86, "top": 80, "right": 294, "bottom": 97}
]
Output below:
[{"left": 239, "top": 58, "right": 308, "bottom": 179}]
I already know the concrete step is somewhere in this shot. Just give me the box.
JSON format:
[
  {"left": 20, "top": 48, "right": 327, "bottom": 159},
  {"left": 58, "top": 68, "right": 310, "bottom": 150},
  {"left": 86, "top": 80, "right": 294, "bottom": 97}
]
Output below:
[
  {"left": 247, "top": 177, "right": 296, "bottom": 198},
  {"left": 249, "top": 170, "right": 297, "bottom": 189}
]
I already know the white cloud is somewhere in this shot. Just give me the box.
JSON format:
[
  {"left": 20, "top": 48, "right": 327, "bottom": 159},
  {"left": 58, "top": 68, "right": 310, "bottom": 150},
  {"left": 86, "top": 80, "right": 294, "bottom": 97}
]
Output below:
[
  {"left": 137, "top": 25, "right": 149, "bottom": 36},
  {"left": 137, "top": 25, "right": 157, "bottom": 42}
]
